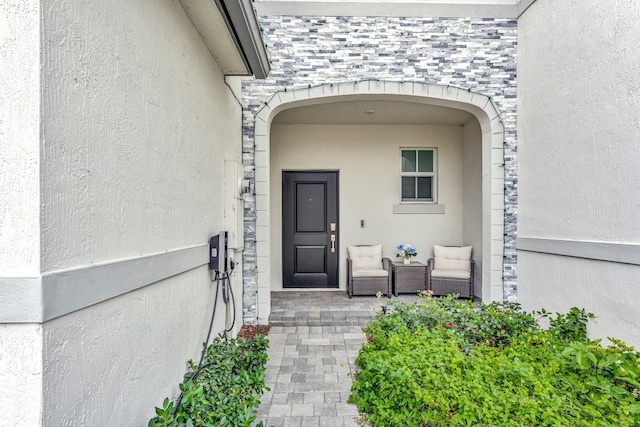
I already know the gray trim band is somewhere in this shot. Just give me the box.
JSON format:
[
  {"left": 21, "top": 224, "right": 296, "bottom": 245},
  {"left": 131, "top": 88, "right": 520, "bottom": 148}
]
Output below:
[
  {"left": 517, "top": 237, "right": 640, "bottom": 266},
  {"left": 0, "top": 244, "right": 209, "bottom": 323},
  {"left": 255, "top": 1, "right": 518, "bottom": 18}
]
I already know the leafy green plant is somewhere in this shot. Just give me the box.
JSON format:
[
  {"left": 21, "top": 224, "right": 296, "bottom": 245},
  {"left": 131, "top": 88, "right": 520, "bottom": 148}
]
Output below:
[
  {"left": 371, "top": 294, "right": 539, "bottom": 353},
  {"left": 149, "top": 333, "right": 269, "bottom": 427},
  {"left": 536, "top": 306, "right": 594, "bottom": 342},
  {"left": 350, "top": 293, "right": 640, "bottom": 426}
]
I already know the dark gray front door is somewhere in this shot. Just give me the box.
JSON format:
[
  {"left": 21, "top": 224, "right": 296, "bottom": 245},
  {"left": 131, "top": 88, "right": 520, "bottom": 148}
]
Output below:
[{"left": 282, "top": 171, "right": 339, "bottom": 288}]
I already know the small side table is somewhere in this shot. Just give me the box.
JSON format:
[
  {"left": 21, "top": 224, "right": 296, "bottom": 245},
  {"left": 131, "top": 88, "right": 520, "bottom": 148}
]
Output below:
[{"left": 392, "top": 261, "right": 427, "bottom": 296}]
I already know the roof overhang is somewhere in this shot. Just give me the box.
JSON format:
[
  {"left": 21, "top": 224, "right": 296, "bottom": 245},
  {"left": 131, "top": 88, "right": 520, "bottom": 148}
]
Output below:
[{"left": 180, "top": 0, "right": 270, "bottom": 79}]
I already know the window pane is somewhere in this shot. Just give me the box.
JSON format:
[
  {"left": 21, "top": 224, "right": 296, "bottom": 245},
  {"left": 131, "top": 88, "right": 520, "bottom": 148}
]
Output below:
[
  {"left": 402, "top": 177, "right": 416, "bottom": 199},
  {"left": 417, "top": 177, "right": 433, "bottom": 199},
  {"left": 418, "top": 150, "right": 433, "bottom": 172},
  {"left": 402, "top": 150, "right": 416, "bottom": 172}
]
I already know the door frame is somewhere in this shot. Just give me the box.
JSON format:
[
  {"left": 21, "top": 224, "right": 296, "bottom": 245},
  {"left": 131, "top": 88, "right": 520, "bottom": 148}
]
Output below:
[{"left": 281, "top": 170, "right": 340, "bottom": 289}]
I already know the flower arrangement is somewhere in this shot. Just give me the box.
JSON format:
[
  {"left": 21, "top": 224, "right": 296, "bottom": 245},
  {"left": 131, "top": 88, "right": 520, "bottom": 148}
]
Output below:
[{"left": 396, "top": 244, "right": 418, "bottom": 259}]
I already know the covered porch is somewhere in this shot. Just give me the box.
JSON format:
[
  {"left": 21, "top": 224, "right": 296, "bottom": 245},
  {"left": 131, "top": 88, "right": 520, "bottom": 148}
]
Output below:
[{"left": 249, "top": 80, "right": 506, "bottom": 325}]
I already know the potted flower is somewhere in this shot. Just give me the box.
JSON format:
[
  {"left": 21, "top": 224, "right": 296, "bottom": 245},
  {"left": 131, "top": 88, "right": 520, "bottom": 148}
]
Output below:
[{"left": 396, "top": 244, "right": 417, "bottom": 265}]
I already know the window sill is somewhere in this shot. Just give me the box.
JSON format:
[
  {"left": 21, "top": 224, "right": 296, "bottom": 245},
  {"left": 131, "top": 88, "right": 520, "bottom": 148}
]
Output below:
[{"left": 393, "top": 204, "right": 445, "bottom": 214}]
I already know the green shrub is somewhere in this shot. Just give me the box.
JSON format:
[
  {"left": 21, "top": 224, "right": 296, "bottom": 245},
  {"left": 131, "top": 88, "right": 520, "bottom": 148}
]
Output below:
[
  {"left": 350, "top": 294, "right": 640, "bottom": 426},
  {"left": 149, "top": 333, "right": 269, "bottom": 427}
]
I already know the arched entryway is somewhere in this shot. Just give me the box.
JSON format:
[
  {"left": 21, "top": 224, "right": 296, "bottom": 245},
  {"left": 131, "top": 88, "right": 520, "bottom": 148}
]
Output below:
[{"left": 250, "top": 80, "right": 505, "bottom": 324}]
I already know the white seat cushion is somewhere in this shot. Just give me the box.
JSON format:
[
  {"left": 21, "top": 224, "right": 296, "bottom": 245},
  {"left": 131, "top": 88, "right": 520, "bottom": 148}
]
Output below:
[
  {"left": 348, "top": 244, "right": 383, "bottom": 270},
  {"left": 352, "top": 268, "right": 389, "bottom": 278},
  {"left": 431, "top": 269, "right": 471, "bottom": 279},
  {"left": 433, "top": 245, "right": 472, "bottom": 271}
]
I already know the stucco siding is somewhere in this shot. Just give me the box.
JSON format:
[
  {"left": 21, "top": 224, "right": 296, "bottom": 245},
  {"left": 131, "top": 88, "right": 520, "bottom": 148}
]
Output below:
[
  {"left": 519, "top": 253, "right": 640, "bottom": 346},
  {"left": 0, "top": 324, "right": 43, "bottom": 427},
  {"left": 0, "top": 1, "right": 41, "bottom": 276},
  {"left": 0, "top": 3, "right": 43, "bottom": 423},
  {"left": 29, "top": 0, "right": 243, "bottom": 424},
  {"left": 42, "top": 267, "right": 244, "bottom": 427},
  {"left": 40, "top": 0, "right": 240, "bottom": 271},
  {"left": 518, "top": 0, "right": 640, "bottom": 242},
  {"left": 517, "top": 0, "right": 640, "bottom": 344}
]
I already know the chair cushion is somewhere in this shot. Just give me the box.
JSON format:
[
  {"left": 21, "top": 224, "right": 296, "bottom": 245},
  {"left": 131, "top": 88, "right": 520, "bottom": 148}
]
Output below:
[
  {"left": 352, "top": 268, "right": 389, "bottom": 278},
  {"left": 434, "top": 245, "right": 472, "bottom": 271},
  {"left": 348, "top": 245, "right": 383, "bottom": 270},
  {"left": 431, "top": 269, "right": 471, "bottom": 279}
]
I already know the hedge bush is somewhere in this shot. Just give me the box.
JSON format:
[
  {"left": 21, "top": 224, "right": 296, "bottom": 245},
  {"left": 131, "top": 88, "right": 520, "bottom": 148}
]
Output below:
[
  {"left": 349, "top": 294, "right": 640, "bottom": 426},
  {"left": 149, "top": 333, "right": 269, "bottom": 427}
]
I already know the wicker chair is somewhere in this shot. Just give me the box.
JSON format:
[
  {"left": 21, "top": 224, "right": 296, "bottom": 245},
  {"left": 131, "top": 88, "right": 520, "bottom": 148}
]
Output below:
[
  {"left": 347, "top": 245, "right": 392, "bottom": 298},
  {"left": 427, "top": 245, "right": 474, "bottom": 299}
]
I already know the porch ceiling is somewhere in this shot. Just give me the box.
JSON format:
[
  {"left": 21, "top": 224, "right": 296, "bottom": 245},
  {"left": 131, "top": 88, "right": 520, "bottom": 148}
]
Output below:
[{"left": 271, "top": 99, "right": 475, "bottom": 125}]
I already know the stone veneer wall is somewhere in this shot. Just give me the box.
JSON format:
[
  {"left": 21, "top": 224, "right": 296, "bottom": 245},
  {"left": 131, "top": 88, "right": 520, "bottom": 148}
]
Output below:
[{"left": 241, "top": 16, "right": 517, "bottom": 323}]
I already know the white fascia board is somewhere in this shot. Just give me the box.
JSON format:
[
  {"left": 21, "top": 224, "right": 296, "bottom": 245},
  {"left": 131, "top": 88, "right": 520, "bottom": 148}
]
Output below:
[
  {"left": 222, "top": 0, "right": 271, "bottom": 79},
  {"left": 255, "top": 0, "right": 519, "bottom": 18}
]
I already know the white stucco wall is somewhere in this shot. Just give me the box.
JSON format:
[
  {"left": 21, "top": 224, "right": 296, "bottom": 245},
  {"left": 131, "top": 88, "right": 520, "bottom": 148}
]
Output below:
[
  {"left": 0, "top": 324, "right": 43, "bottom": 427},
  {"left": 519, "top": 253, "right": 640, "bottom": 345},
  {"left": 23, "top": 0, "right": 245, "bottom": 425},
  {"left": 41, "top": 0, "right": 239, "bottom": 271},
  {"left": 0, "top": 0, "right": 40, "bottom": 276},
  {"left": 462, "top": 118, "right": 483, "bottom": 297},
  {"left": 0, "top": 3, "right": 43, "bottom": 425},
  {"left": 517, "top": 0, "right": 640, "bottom": 344},
  {"left": 270, "top": 123, "right": 474, "bottom": 290},
  {"left": 42, "top": 267, "right": 244, "bottom": 426}
]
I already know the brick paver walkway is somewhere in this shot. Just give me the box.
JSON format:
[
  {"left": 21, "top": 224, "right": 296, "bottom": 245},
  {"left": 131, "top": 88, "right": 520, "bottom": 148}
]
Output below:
[{"left": 255, "top": 291, "right": 418, "bottom": 426}]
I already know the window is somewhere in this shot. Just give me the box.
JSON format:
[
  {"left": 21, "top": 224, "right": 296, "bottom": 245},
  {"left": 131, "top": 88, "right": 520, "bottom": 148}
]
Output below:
[{"left": 401, "top": 148, "right": 437, "bottom": 202}]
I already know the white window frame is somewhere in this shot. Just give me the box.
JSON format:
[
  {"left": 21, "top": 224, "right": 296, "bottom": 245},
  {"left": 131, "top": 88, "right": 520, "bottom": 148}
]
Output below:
[{"left": 400, "top": 147, "right": 438, "bottom": 203}]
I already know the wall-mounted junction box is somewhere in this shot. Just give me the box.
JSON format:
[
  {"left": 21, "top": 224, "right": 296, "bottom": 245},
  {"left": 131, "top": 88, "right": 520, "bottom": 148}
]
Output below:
[{"left": 224, "top": 160, "right": 245, "bottom": 250}]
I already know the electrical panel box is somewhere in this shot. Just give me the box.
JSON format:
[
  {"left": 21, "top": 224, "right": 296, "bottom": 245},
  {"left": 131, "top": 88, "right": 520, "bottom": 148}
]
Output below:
[
  {"left": 209, "top": 231, "right": 228, "bottom": 273},
  {"left": 224, "top": 160, "right": 245, "bottom": 250}
]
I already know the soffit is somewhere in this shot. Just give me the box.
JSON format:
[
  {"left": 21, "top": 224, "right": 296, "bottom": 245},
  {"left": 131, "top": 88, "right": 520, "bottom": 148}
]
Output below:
[
  {"left": 180, "top": 0, "right": 270, "bottom": 78},
  {"left": 272, "top": 100, "right": 475, "bottom": 125},
  {"left": 181, "top": 0, "right": 248, "bottom": 75}
]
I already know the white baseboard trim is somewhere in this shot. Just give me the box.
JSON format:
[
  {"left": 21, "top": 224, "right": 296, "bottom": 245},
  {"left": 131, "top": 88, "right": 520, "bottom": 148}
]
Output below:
[
  {"left": 517, "top": 237, "right": 640, "bottom": 266},
  {"left": 0, "top": 244, "right": 209, "bottom": 323}
]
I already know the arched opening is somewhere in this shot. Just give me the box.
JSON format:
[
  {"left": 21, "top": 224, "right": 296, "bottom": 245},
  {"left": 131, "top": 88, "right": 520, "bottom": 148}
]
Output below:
[{"left": 251, "top": 80, "right": 505, "bottom": 324}]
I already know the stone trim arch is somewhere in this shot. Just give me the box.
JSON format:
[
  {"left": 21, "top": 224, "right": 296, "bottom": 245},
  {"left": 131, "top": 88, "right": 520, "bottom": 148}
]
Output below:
[{"left": 250, "top": 79, "right": 505, "bottom": 324}]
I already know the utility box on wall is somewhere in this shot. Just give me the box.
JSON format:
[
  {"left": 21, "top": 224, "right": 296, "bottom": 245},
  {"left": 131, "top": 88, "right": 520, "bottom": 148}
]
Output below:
[{"left": 224, "top": 160, "right": 245, "bottom": 250}]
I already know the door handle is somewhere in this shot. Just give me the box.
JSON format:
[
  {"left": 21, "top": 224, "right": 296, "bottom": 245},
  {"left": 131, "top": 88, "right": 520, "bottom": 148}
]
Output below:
[{"left": 331, "top": 234, "right": 336, "bottom": 252}]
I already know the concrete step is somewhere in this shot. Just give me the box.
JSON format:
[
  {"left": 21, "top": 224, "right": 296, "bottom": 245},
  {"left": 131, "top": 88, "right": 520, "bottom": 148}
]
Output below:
[
  {"left": 268, "top": 309, "right": 375, "bottom": 327},
  {"left": 266, "top": 290, "right": 421, "bottom": 327}
]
